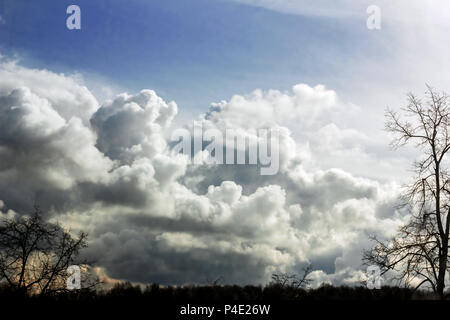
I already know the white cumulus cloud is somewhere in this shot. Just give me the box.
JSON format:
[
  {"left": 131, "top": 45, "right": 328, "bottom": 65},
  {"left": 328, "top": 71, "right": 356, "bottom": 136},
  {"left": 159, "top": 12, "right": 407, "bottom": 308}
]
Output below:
[{"left": 0, "top": 59, "right": 408, "bottom": 286}]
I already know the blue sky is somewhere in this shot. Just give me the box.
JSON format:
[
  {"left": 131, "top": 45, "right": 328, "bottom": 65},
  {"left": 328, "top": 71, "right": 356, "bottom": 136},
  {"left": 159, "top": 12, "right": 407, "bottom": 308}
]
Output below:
[{"left": 0, "top": 0, "right": 389, "bottom": 114}]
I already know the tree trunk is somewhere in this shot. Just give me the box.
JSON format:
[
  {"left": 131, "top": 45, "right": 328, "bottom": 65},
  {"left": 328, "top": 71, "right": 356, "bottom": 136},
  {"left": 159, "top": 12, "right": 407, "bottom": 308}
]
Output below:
[{"left": 437, "top": 242, "right": 448, "bottom": 300}]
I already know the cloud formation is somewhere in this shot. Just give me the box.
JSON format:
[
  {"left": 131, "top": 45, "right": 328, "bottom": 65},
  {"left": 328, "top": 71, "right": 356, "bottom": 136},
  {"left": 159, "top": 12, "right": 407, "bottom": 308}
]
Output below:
[{"left": 0, "top": 59, "right": 408, "bottom": 286}]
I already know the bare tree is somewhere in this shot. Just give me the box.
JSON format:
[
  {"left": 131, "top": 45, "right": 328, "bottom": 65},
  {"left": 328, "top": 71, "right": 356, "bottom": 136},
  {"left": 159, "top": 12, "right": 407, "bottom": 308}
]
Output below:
[
  {"left": 206, "top": 276, "right": 224, "bottom": 286},
  {"left": 364, "top": 86, "right": 450, "bottom": 299},
  {"left": 0, "top": 206, "right": 94, "bottom": 295},
  {"left": 271, "top": 264, "right": 313, "bottom": 289}
]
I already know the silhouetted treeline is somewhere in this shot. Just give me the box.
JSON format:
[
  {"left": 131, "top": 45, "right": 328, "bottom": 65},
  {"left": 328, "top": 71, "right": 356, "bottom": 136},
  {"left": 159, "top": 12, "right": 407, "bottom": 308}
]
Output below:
[{"left": 0, "top": 282, "right": 437, "bottom": 302}]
